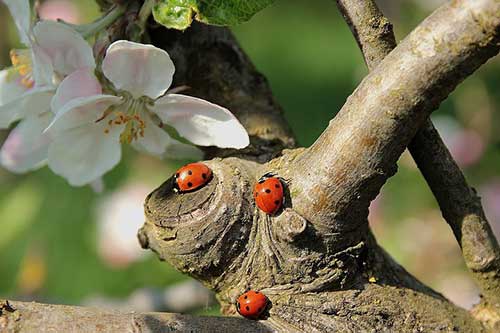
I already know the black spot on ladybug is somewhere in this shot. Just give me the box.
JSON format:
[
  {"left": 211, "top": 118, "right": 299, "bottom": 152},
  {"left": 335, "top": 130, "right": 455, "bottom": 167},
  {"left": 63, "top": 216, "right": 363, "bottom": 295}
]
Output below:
[
  {"left": 202, "top": 173, "right": 207, "bottom": 179},
  {"left": 187, "top": 182, "right": 193, "bottom": 187},
  {"left": 275, "top": 184, "right": 280, "bottom": 188},
  {"left": 246, "top": 306, "right": 250, "bottom": 311},
  {"left": 187, "top": 170, "right": 193, "bottom": 175},
  {"left": 244, "top": 295, "right": 248, "bottom": 299},
  {"left": 255, "top": 291, "right": 259, "bottom": 294},
  {"left": 265, "top": 189, "right": 271, "bottom": 193},
  {"left": 175, "top": 173, "right": 179, "bottom": 178},
  {"left": 255, "top": 192, "right": 258, "bottom": 196},
  {"left": 274, "top": 200, "right": 280, "bottom": 205}
]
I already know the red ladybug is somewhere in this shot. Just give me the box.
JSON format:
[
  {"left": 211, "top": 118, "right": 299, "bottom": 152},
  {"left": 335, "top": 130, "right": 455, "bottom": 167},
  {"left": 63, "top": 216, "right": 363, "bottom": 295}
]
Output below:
[
  {"left": 254, "top": 173, "right": 284, "bottom": 215},
  {"left": 174, "top": 162, "right": 212, "bottom": 192},
  {"left": 236, "top": 290, "right": 269, "bottom": 319}
]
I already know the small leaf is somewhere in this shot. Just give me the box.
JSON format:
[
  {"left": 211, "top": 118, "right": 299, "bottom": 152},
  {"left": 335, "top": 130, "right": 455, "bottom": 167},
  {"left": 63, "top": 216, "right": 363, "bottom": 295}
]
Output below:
[{"left": 152, "top": 0, "right": 274, "bottom": 30}]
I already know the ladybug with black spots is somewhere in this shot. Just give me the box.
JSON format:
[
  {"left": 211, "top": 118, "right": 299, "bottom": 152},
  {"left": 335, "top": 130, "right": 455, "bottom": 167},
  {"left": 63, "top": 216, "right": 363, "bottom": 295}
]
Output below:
[
  {"left": 174, "top": 162, "right": 212, "bottom": 193},
  {"left": 236, "top": 290, "right": 269, "bottom": 319},
  {"left": 254, "top": 173, "right": 284, "bottom": 215}
]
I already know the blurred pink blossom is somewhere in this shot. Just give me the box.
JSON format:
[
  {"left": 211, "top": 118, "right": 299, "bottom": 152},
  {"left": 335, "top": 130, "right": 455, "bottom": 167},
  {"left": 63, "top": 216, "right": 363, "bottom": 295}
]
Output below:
[
  {"left": 368, "top": 193, "right": 384, "bottom": 227},
  {"left": 96, "top": 183, "right": 151, "bottom": 268},
  {"left": 432, "top": 116, "right": 485, "bottom": 168},
  {"left": 479, "top": 180, "right": 500, "bottom": 241},
  {"left": 38, "top": 0, "right": 81, "bottom": 24}
]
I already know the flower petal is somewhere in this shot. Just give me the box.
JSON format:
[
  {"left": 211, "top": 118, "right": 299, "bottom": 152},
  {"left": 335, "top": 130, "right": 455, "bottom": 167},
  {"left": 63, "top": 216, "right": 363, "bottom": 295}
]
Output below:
[
  {"left": 163, "top": 140, "right": 204, "bottom": 160},
  {"left": 46, "top": 94, "right": 121, "bottom": 134},
  {"left": 132, "top": 113, "right": 204, "bottom": 159},
  {"left": 31, "top": 44, "right": 55, "bottom": 87},
  {"left": 0, "top": 112, "right": 52, "bottom": 173},
  {"left": 51, "top": 68, "right": 102, "bottom": 112},
  {"left": 33, "top": 20, "right": 95, "bottom": 76},
  {"left": 152, "top": 94, "right": 249, "bottom": 149},
  {"left": 102, "top": 40, "right": 174, "bottom": 99},
  {"left": 131, "top": 113, "right": 172, "bottom": 156},
  {"left": 3, "top": 0, "right": 31, "bottom": 45},
  {"left": 48, "top": 122, "right": 123, "bottom": 186},
  {"left": 0, "top": 68, "right": 29, "bottom": 106},
  {"left": 0, "top": 86, "right": 53, "bottom": 128}
]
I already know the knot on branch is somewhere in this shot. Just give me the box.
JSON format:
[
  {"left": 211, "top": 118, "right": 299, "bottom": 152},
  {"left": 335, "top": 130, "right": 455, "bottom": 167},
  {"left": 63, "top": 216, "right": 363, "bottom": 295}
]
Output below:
[{"left": 139, "top": 154, "right": 370, "bottom": 319}]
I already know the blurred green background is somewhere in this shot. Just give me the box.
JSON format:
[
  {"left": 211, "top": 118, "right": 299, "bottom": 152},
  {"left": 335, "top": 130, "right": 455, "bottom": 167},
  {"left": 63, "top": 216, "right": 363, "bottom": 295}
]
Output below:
[{"left": 0, "top": 0, "right": 499, "bottom": 314}]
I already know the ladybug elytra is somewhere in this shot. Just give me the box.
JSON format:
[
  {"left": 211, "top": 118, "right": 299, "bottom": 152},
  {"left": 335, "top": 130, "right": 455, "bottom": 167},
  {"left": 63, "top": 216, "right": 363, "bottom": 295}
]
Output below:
[
  {"left": 254, "top": 173, "right": 284, "bottom": 215},
  {"left": 174, "top": 162, "right": 212, "bottom": 192},
  {"left": 236, "top": 290, "right": 269, "bottom": 319}
]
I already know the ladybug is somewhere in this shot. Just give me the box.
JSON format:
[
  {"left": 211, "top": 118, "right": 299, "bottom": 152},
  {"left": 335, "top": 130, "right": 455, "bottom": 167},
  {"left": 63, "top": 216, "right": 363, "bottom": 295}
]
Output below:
[
  {"left": 174, "top": 162, "right": 212, "bottom": 193},
  {"left": 236, "top": 290, "right": 269, "bottom": 319},
  {"left": 254, "top": 173, "right": 284, "bottom": 215}
]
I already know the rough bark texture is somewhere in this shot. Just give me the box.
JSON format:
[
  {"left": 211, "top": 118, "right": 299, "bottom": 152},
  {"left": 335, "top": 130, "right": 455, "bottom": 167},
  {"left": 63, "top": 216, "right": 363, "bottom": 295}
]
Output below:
[
  {"left": 148, "top": 25, "right": 297, "bottom": 162},
  {"left": 138, "top": 0, "right": 500, "bottom": 331},
  {"left": 336, "top": 0, "right": 500, "bottom": 327},
  {"left": 3, "top": 0, "right": 500, "bottom": 331},
  {"left": 0, "top": 300, "right": 272, "bottom": 332}
]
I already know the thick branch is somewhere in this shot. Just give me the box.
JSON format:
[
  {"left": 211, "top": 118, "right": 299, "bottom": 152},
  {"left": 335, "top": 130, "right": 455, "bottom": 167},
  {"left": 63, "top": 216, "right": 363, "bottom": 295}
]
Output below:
[
  {"left": 0, "top": 299, "right": 272, "bottom": 333},
  {"left": 288, "top": 0, "right": 500, "bottom": 233},
  {"left": 336, "top": 0, "right": 500, "bottom": 310},
  {"left": 149, "top": 23, "right": 297, "bottom": 161}
]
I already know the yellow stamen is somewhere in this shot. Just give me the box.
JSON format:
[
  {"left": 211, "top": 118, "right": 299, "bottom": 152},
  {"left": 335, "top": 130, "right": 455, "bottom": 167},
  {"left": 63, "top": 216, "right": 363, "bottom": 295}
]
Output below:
[
  {"left": 96, "top": 98, "right": 149, "bottom": 144},
  {"left": 9, "top": 49, "right": 34, "bottom": 88}
]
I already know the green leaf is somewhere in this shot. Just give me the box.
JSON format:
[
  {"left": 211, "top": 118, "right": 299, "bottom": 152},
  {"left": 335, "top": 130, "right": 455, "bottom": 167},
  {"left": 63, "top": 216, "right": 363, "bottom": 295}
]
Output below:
[{"left": 152, "top": 0, "right": 274, "bottom": 30}]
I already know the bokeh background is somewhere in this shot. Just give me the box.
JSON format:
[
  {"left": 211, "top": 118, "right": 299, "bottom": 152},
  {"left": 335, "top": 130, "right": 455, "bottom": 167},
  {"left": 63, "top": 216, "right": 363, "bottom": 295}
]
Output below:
[{"left": 0, "top": 0, "right": 499, "bottom": 315}]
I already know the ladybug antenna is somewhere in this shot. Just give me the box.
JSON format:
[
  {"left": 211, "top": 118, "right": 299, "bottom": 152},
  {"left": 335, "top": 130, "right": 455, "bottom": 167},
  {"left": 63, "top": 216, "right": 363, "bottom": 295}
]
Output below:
[{"left": 258, "top": 172, "right": 276, "bottom": 183}]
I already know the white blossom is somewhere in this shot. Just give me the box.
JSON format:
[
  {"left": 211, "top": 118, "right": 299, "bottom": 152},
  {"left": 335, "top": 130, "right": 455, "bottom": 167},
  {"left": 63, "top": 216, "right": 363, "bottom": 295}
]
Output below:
[
  {"left": 48, "top": 40, "right": 249, "bottom": 186},
  {"left": 0, "top": 0, "right": 95, "bottom": 172}
]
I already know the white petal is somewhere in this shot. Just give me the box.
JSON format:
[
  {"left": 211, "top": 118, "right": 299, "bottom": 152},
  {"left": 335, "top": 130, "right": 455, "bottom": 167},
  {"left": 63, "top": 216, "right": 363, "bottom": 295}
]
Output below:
[
  {"left": 33, "top": 20, "right": 95, "bottom": 76},
  {"left": 0, "top": 86, "right": 53, "bottom": 128},
  {"left": 46, "top": 94, "right": 121, "bottom": 134},
  {"left": 132, "top": 113, "right": 204, "bottom": 159},
  {"left": 31, "top": 44, "right": 55, "bottom": 87},
  {"left": 102, "top": 40, "right": 174, "bottom": 99},
  {"left": 51, "top": 68, "right": 102, "bottom": 112},
  {"left": 3, "top": 0, "right": 31, "bottom": 45},
  {"left": 163, "top": 140, "right": 204, "bottom": 160},
  {"left": 48, "top": 122, "right": 123, "bottom": 186},
  {"left": 0, "top": 112, "right": 52, "bottom": 173},
  {"left": 131, "top": 113, "right": 171, "bottom": 156},
  {"left": 0, "top": 68, "right": 29, "bottom": 106},
  {"left": 153, "top": 94, "right": 249, "bottom": 149}
]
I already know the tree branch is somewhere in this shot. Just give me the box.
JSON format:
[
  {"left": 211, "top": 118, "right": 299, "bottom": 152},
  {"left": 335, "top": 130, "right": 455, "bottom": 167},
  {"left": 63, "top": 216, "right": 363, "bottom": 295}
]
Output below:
[
  {"left": 335, "top": 0, "right": 500, "bottom": 313},
  {"left": 0, "top": 299, "right": 272, "bottom": 333},
  {"left": 148, "top": 24, "right": 297, "bottom": 162},
  {"left": 288, "top": 0, "right": 500, "bottom": 235}
]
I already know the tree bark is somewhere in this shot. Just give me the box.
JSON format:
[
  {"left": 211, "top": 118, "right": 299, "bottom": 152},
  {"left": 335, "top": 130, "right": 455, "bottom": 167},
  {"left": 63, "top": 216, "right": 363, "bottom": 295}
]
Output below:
[
  {"left": 139, "top": 0, "right": 500, "bottom": 331},
  {"left": 0, "top": 300, "right": 272, "bottom": 332},
  {"left": 3, "top": 0, "right": 500, "bottom": 331},
  {"left": 335, "top": 0, "right": 500, "bottom": 322}
]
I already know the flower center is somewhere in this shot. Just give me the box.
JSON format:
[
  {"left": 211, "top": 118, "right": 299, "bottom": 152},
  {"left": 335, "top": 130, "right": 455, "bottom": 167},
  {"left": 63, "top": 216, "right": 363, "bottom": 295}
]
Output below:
[
  {"left": 8, "top": 49, "right": 34, "bottom": 89},
  {"left": 97, "top": 95, "right": 153, "bottom": 144}
]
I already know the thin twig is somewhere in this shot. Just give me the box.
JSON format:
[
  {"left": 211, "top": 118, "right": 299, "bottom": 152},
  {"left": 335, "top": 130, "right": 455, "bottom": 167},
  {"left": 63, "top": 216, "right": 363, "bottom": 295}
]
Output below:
[{"left": 334, "top": 0, "right": 500, "bottom": 308}]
